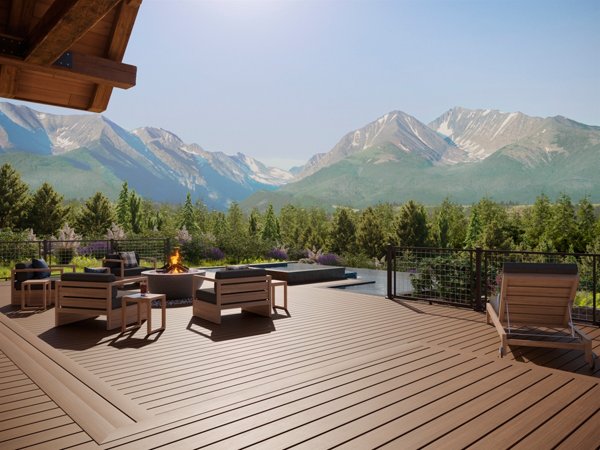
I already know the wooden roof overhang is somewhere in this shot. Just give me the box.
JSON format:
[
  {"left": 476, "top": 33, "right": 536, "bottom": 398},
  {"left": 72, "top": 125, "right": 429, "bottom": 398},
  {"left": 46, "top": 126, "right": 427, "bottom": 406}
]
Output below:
[{"left": 0, "top": 0, "right": 142, "bottom": 112}]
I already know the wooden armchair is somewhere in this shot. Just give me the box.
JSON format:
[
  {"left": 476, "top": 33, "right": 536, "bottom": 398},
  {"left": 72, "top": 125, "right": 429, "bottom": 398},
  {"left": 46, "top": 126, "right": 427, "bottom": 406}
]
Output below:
[
  {"left": 55, "top": 273, "right": 147, "bottom": 330},
  {"left": 193, "top": 269, "right": 272, "bottom": 324},
  {"left": 102, "top": 251, "right": 157, "bottom": 279},
  {"left": 10, "top": 261, "right": 76, "bottom": 306}
]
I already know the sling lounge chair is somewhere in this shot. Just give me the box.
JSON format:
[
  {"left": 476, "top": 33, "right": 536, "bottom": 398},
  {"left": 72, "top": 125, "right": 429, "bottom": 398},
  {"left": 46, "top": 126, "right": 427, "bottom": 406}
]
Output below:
[{"left": 486, "top": 262, "right": 595, "bottom": 369}]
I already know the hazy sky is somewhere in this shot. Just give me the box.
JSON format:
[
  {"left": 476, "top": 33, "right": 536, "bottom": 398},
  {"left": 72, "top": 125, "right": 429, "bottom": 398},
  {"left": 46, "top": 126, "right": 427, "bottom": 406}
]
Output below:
[{"left": 13, "top": 0, "right": 600, "bottom": 169}]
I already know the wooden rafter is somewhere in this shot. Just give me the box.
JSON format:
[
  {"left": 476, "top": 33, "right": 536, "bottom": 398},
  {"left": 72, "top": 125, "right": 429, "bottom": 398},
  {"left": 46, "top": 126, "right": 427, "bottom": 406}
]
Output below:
[
  {"left": 0, "top": 51, "right": 136, "bottom": 89},
  {"left": 0, "top": 1, "right": 36, "bottom": 99},
  {"left": 90, "top": 0, "right": 142, "bottom": 112},
  {"left": 25, "top": 0, "right": 122, "bottom": 66}
]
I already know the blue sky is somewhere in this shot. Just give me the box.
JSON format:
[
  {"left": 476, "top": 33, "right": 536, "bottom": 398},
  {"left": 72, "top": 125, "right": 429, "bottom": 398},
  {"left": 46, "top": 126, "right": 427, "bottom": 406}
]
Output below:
[{"left": 15, "top": 0, "right": 600, "bottom": 169}]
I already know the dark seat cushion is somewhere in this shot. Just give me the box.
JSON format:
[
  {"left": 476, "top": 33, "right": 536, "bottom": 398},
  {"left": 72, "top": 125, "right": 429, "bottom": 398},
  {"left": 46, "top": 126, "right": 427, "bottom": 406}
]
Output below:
[
  {"left": 502, "top": 262, "right": 578, "bottom": 275},
  {"left": 215, "top": 268, "right": 266, "bottom": 280},
  {"left": 106, "top": 266, "right": 151, "bottom": 277},
  {"left": 14, "top": 262, "right": 34, "bottom": 283},
  {"left": 61, "top": 272, "right": 117, "bottom": 283},
  {"left": 32, "top": 258, "right": 51, "bottom": 279},
  {"left": 195, "top": 288, "right": 217, "bottom": 304},
  {"left": 85, "top": 267, "right": 109, "bottom": 273}
]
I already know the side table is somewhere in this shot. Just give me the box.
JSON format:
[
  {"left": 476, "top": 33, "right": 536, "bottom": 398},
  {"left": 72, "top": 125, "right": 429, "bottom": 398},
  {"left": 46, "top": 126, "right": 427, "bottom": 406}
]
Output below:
[
  {"left": 121, "top": 293, "right": 166, "bottom": 335},
  {"left": 270, "top": 280, "right": 288, "bottom": 312},
  {"left": 21, "top": 278, "right": 51, "bottom": 310}
]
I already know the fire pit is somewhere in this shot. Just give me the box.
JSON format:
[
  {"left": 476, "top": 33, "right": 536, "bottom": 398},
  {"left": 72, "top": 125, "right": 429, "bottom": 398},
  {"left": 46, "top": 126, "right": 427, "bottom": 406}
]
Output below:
[{"left": 142, "top": 248, "right": 205, "bottom": 300}]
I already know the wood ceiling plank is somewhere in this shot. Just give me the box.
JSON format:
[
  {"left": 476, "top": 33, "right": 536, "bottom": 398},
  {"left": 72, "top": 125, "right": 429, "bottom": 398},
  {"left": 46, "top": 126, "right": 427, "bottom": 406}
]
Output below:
[
  {"left": 90, "top": 0, "right": 141, "bottom": 112},
  {"left": 25, "top": 0, "right": 121, "bottom": 65},
  {"left": 8, "top": 0, "right": 36, "bottom": 35},
  {"left": 0, "top": 65, "right": 18, "bottom": 97}
]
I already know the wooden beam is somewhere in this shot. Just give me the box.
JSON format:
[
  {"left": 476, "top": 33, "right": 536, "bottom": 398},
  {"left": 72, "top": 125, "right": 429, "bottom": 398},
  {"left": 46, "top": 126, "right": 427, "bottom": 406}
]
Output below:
[
  {"left": 0, "top": 65, "right": 18, "bottom": 97},
  {"left": 90, "top": 0, "right": 142, "bottom": 112},
  {"left": 0, "top": 0, "right": 36, "bottom": 98},
  {"left": 25, "top": 0, "right": 122, "bottom": 65},
  {"left": 8, "top": 0, "right": 36, "bottom": 36},
  {"left": 0, "top": 51, "right": 136, "bottom": 89}
]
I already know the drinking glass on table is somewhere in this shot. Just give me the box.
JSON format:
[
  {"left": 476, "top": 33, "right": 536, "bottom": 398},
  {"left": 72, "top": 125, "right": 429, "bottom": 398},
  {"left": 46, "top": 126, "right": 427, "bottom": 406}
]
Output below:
[{"left": 140, "top": 282, "right": 147, "bottom": 296}]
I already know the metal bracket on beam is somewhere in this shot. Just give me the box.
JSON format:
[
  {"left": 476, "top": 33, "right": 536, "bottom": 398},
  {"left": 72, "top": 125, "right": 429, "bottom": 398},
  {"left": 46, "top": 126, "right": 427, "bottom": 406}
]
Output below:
[
  {"left": 0, "top": 35, "right": 26, "bottom": 57},
  {"left": 53, "top": 51, "right": 73, "bottom": 68}
]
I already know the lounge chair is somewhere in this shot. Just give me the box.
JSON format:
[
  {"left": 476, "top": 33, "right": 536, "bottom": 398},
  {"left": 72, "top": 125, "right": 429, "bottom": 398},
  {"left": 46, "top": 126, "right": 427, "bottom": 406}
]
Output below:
[
  {"left": 55, "top": 273, "right": 147, "bottom": 330},
  {"left": 486, "top": 262, "right": 595, "bottom": 369},
  {"left": 102, "top": 251, "right": 156, "bottom": 279},
  {"left": 10, "top": 259, "right": 75, "bottom": 306},
  {"left": 193, "top": 269, "right": 272, "bottom": 324}
]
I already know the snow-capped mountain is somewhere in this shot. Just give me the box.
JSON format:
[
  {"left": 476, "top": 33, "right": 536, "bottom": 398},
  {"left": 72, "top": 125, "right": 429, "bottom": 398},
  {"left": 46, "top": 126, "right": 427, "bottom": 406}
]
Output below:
[
  {"left": 0, "top": 102, "right": 292, "bottom": 209},
  {"left": 296, "top": 111, "right": 466, "bottom": 180}
]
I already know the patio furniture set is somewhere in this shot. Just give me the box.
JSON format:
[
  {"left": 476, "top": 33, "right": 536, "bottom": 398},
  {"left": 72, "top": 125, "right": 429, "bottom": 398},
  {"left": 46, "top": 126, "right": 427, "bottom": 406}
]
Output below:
[
  {"left": 9, "top": 253, "right": 289, "bottom": 335},
  {"left": 8, "top": 255, "right": 596, "bottom": 366}
]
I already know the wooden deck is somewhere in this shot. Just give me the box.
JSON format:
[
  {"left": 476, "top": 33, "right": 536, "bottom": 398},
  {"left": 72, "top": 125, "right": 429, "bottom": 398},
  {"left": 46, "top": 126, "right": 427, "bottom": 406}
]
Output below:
[{"left": 1, "top": 280, "right": 599, "bottom": 448}]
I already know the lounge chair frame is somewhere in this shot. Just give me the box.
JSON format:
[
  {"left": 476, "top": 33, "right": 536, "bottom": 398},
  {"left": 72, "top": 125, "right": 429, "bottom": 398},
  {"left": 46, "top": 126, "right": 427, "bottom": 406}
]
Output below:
[{"left": 486, "top": 263, "right": 595, "bottom": 369}]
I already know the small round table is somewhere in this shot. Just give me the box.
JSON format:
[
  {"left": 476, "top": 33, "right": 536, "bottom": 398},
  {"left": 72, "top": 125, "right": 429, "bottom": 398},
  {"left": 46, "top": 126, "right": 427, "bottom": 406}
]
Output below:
[{"left": 121, "top": 292, "right": 166, "bottom": 335}]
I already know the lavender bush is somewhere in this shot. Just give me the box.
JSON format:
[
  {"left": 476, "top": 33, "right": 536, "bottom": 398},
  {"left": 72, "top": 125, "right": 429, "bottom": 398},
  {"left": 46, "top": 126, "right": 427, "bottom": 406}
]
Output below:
[
  {"left": 317, "top": 252, "right": 341, "bottom": 266},
  {"left": 78, "top": 240, "right": 109, "bottom": 258},
  {"left": 267, "top": 247, "right": 288, "bottom": 261},
  {"left": 205, "top": 247, "right": 225, "bottom": 261}
]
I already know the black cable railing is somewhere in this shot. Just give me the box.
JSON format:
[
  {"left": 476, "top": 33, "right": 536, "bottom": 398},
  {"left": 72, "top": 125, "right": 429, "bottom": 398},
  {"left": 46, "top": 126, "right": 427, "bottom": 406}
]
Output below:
[{"left": 387, "top": 245, "right": 599, "bottom": 325}]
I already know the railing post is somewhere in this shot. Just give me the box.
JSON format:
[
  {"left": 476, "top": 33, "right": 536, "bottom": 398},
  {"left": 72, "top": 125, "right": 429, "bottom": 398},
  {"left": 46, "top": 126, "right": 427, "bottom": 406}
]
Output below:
[
  {"left": 593, "top": 254, "right": 597, "bottom": 326},
  {"left": 474, "top": 247, "right": 483, "bottom": 312},
  {"left": 386, "top": 245, "right": 393, "bottom": 299}
]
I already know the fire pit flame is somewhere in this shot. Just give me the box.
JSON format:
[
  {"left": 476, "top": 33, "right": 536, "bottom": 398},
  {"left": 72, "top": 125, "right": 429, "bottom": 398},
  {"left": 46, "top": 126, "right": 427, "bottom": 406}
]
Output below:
[{"left": 160, "top": 247, "right": 189, "bottom": 274}]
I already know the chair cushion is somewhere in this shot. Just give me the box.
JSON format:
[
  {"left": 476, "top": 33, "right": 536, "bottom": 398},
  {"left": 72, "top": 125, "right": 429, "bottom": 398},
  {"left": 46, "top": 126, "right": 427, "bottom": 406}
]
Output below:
[
  {"left": 195, "top": 288, "right": 217, "bottom": 304},
  {"left": 119, "top": 251, "right": 138, "bottom": 268},
  {"left": 215, "top": 268, "right": 266, "bottom": 280},
  {"left": 61, "top": 272, "right": 117, "bottom": 283},
  {"left": 84, "top": 267, "right": 109, "bottom": 274},
  {"left": 32, "top": 258, "right": 51, "bottom": 279},
  {"left": 14, "top": 262, "right": 34, "bottom": 283},
  {"left": 502, "top": 262, "right": 578, "bottom": 275}
]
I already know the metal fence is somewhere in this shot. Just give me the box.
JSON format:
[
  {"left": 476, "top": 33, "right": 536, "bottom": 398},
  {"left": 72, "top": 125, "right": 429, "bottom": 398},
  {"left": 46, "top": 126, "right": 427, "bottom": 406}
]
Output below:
[
  {"left": 386, "top": 246, "right": 599, "bottom": 325},
  {"left": 0, "top": 238, "right": 171, "bottom": 279}
]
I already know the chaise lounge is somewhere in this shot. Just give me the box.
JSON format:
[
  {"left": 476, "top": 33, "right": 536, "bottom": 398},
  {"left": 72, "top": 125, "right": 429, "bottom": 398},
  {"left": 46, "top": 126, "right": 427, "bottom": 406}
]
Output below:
[{"left": 486, "top": 262, "right": 595, "bottom": 369}]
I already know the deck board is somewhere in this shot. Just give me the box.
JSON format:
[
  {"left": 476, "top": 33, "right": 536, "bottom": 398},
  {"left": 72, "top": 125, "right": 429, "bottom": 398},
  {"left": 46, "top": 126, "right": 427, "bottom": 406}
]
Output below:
[{"left": 1, "top": 281, "right": 599, "bottom": 448}]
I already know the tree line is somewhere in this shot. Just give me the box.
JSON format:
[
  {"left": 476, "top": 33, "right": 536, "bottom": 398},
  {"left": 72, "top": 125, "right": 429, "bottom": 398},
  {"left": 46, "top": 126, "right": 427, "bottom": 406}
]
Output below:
[{"left": 1, "top": 163, "right": 599, "bottom": 266}]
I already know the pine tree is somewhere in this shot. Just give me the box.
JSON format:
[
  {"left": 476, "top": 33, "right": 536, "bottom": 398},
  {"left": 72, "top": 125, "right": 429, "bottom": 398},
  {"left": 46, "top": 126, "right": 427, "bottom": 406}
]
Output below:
[
  {"left": 357, "top": 206, "right": 386, "bottom": 258},
  {"left": 329, "top": 207, "right": 357, "bottom": 254},
  {"left": 116, "top": 181, "right": 131, "bottom": 231},
  {"left": 26, "top": 182, "right": 67, "bottom": 237},
  {"left": 248, "top": 208, "right": 261, "bottom": 237},
  {"left": 465, "top": 209, "right": 482, "bottom": 248},
  {"left": 261, "top": 204, "right": 280, "bottom": 244},
  {"left": 576, "top": 197, "right": 596, "bottom": 253},
  {"left": 522, "top": 194, "right": 552, "bottom": 249},
  {"left": 76, "top": 192, "right": 116, "bottom": 237},
  {"left": 548, "top": 193, "right": 577, "bottom": 253},
  {"left": 395, "top": 200, "right": 429, "bottom": 247},
  {"left": 129, "top": 191, "right": 143, "bottom": 234},
  {"left": 0, "top": 163, "right": 30, "bottom": 229},
  {"left": 179, "top": 193, "right": 198, "bottom": 232},
  {"left": 432, "top": 198, "right": 466, "bottom": 248}
]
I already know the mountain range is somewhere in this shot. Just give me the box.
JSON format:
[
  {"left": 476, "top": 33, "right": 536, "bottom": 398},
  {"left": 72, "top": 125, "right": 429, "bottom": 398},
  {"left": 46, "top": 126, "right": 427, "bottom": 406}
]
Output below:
[
  {"left": 245, "top": 107, "right": 600, "bottom": 209},
  {"left": 0, "top": 102, "right": 292, "bottom": 209},
  {"left": 0, "top": 101, "right": 598, "bottom": 211}
]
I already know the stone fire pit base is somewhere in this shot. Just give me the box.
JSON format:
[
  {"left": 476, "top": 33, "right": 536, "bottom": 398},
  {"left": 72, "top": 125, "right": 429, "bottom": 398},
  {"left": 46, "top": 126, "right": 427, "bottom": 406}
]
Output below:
[{"left": 142, "top": 269, "right": 205, "bottom": 301}]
